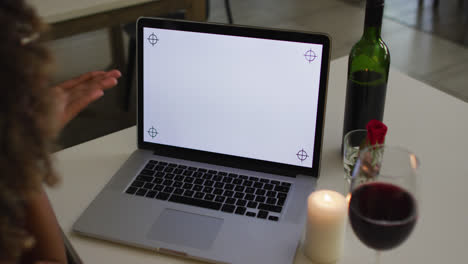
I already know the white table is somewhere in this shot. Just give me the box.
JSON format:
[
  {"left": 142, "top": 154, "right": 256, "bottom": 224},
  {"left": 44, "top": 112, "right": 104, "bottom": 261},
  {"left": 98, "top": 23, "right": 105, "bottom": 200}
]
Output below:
[
  {"left": 29, "top": 0, "right": 206, "bottom": 39},
  {"left": 31, "top": 0, "right": 160, "bottom": 24},
  {"left": 49, "top": 56, "right": 468, "bottom": 264}
]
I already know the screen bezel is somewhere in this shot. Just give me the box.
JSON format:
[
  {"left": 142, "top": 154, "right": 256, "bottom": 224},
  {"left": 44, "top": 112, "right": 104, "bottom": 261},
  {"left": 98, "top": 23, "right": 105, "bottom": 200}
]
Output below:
[{"left": 137, "top": 17, "right": 330, "bottom": 178}]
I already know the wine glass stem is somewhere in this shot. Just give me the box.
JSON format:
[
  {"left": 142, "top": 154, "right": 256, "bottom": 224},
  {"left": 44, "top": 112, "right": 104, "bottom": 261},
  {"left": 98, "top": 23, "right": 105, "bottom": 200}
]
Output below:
[{"left": 375, "top": 250, "right": 381, "bottom": 264}]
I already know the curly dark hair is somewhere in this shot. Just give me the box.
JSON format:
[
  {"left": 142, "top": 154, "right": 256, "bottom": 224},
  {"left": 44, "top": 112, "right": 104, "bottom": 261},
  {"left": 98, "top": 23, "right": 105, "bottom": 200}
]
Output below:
[{"left": 0, "top": 0, "right": 58, "bottom": 261}]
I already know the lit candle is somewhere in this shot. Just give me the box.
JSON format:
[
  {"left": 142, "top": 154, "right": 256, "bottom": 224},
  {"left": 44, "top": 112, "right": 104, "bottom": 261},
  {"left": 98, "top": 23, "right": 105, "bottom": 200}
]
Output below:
[{"left": 304, "top": 190, "right": 347, "bottom": 263}]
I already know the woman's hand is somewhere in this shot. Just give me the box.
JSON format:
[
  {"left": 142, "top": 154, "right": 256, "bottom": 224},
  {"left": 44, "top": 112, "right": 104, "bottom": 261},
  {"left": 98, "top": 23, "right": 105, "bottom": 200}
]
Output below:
[{"left": 53, "top": 70, "right": 121, "bottom": 131}]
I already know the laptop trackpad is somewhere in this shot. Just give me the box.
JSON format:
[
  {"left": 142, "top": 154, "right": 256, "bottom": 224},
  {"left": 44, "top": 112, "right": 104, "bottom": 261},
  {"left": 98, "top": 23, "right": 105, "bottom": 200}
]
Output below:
[{"left": 147, "top": 209, "right": 223, "bottom": 250}]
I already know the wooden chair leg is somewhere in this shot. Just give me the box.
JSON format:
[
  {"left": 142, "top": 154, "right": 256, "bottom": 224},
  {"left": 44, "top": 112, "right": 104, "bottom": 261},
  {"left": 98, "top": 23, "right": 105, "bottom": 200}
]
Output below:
[
  {"left": 108, "top": 25, "right": 128, "bottom": 110},
  {"left": 124, "top": 37, "right": 136, "bottom": 111}
]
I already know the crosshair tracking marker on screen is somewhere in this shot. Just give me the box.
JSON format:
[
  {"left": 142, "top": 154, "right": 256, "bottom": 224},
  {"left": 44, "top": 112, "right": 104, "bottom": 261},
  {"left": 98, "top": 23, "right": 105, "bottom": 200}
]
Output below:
[
  {"left": 296, "top": 148, "right": 309, "bottom": 162},
  {"left": 304, "top": 49, "right": 317, "bottom": 63},
  {"left": 148, "top": 126, "right": 158, "bottom": 138},
  {"left": 148, "top": 33, "right": 159, "bottom": 46}
]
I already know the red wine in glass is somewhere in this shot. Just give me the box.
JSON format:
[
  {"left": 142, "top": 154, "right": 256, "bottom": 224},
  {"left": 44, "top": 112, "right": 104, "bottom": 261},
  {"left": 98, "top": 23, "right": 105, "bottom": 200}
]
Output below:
[{"left": 349, "top": 182, "right": 417, "bottom": 250}]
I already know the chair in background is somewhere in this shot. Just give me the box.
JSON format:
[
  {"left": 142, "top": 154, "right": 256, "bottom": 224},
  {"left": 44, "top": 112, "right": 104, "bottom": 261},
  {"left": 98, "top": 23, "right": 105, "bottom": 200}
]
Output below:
[{"left": 122, "top": 0, "right": 234, "bottom": 110}]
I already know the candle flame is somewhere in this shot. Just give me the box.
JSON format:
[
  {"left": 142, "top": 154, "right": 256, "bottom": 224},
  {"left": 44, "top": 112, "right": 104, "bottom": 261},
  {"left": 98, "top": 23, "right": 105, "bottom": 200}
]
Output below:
[
  {"left": 324, "top": 193, "right": 332, "bottom": 203},
  {"left": 410, "top": 154, "right": 419, "bottom": 170}
]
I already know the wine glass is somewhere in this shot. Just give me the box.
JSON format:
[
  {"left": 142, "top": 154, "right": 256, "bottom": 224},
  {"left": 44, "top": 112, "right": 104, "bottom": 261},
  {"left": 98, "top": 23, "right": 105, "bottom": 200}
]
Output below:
[{"left": 348, "top": 145, "right": 419, "bottom": 263}]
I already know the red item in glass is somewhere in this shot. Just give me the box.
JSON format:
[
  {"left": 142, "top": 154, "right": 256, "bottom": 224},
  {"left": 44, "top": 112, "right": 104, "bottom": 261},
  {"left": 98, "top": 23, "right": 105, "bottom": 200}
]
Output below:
[{"left": 366, "top": 119, "right": 387, "bottom": 145}]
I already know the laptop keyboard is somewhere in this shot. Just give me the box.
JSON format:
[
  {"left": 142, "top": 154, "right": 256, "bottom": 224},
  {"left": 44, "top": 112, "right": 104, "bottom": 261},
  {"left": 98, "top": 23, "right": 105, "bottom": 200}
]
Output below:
[{"left": 125, "top": 160, "right": 291, "bottom": 221}]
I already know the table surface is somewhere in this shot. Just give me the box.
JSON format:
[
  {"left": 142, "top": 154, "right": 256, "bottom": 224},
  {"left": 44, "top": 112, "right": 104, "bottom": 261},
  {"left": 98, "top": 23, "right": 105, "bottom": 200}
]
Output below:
[
  {"left": 28, "top": 0, "right": 153, "bottom": 24},
  {"left": 48, "top": 56, "right": 468, "bottom": 264}
]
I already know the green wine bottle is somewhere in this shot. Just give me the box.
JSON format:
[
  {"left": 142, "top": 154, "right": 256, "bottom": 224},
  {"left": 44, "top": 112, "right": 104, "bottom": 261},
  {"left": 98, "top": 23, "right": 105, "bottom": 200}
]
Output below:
[{"left": 342, "top": 0, "right": 390, "bottom": 141}]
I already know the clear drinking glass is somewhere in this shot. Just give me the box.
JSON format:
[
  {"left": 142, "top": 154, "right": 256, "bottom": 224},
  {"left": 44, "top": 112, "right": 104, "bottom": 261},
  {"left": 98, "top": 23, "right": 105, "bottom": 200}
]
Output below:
[
  {"left": 348, "top": 145, "right": 419, "bottom": 263},
  {"left": 343, "top": 129, "right": 367, "bottom": 183}
]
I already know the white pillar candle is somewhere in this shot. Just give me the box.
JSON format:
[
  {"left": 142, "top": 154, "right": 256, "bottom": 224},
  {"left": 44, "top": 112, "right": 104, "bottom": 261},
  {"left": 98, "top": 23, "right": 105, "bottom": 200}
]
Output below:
[{"left": 304, "top": 190, "right": 347, "bottom": 263}]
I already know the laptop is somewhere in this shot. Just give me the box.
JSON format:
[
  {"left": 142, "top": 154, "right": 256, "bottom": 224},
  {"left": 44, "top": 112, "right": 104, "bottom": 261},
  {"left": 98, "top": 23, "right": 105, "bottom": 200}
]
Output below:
[{"left": 73, "top": 17, "right": 330, "bottom": 264}]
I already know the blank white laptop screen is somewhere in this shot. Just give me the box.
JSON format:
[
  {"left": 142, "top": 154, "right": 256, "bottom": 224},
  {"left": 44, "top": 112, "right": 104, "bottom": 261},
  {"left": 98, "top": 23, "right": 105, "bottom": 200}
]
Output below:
[{"left": 142, "top": 27, "right": 323, "bottom": 168}]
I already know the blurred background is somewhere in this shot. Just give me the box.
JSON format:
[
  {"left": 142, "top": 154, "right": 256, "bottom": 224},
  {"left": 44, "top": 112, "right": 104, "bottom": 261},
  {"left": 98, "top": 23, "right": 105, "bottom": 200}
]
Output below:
[{"left": 40, "top": 0, "right": 468, "bottom": 149}]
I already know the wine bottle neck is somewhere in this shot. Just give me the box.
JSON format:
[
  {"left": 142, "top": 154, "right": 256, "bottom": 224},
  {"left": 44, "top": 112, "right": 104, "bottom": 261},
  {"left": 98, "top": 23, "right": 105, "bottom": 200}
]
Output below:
[{"left": 363, "top": 1, "right": 384, "bottom": 40}]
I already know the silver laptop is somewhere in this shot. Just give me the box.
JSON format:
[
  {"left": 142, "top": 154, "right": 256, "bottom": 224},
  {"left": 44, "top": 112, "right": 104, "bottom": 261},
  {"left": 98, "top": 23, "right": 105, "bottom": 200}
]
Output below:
[{"left": 73, "top": 17, "right": 330, "bottom": 264}]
